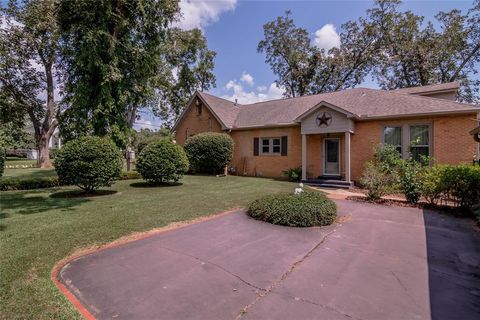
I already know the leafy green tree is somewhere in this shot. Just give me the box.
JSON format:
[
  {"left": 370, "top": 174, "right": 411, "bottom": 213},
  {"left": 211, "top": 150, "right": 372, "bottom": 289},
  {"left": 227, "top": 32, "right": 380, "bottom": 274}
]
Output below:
[
  {"left": 368, "top": 0, "right": 480, "bottom": 101},
  {"left": 156, "top": 28, "right": 216, "bottom": 127},
  {"left": 57, "top": 0, "right": 180, "bottom": 147},
  {"left": 258, "top": 11, "right": 376, "bottom": 97},
  {"left": 257, "top": 11, "right": 317, "bottom": 97},
  {"left": 259, "top": 1, "right": 480, "bottom": 102},
  {"left": 0, "top": 0, "right": 61, "bottom": 168},
  {"left": 0, "top": 124, "right": 35, "bottom": 150}
]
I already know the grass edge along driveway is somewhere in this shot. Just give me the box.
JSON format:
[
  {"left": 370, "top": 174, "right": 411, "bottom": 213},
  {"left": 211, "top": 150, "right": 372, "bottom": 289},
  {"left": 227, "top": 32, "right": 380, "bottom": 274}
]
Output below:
[{"left": 0, "top": 175, "right": 296, "bottom": 320}]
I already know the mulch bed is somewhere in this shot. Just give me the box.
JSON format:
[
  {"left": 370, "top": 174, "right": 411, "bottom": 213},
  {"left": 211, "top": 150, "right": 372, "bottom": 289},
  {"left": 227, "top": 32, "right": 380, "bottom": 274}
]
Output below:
[{"left": 345, "top": 195, "right": 468, "bottom": 217}]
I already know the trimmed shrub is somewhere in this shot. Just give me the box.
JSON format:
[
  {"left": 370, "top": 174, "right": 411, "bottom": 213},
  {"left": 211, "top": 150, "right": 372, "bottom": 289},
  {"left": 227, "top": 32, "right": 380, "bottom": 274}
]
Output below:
[
  {"left": 136, "top": 139, "right": 189, "bottom": 183},
  {"left": 421, "top": 165, "right": 445, "bottom": 205},
  {"left": 184, "top": 132, "right": 234, "bottom": 174},
  {"left": 0, "top": 176, "right": 61, "bottom": 191},
  {"left": 54, "top": 136, "right": 122, "bottom": 193},
  {"left": 283, "top": 167, "right": 302, "bottom": 182},
  {"left": 247, "top": 192, "right": 337, "bottom": 227},
  {"left": 441, "top": 164, "right": 480, "bottom": 208},
  {"left": 0, "top": 149, "right": 4, "bottom": 178}
]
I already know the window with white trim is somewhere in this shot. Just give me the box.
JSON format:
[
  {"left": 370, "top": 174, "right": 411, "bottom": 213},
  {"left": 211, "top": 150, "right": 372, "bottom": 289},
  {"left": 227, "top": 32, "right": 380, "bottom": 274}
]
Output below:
[
  {"left": 261, "top": 137, "right": 281, "bottom": 154},
  {"left": 410, "top": 125, "right": 430, "bottom": 162},
  {"left": 383, "top": 126, "right": 402, "bottom": 155}
]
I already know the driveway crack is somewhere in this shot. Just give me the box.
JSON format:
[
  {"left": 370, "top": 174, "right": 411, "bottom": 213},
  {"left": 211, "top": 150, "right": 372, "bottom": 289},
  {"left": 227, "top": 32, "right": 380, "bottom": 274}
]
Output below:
[
  {"left": 157, "top": 245, "right": 267, "bottom": 292},
  {"left": 235, "top": 227, "right": 337, "bottom": 319},
  {"left": 271, "top": 291, "right": 364, "bottom": 320}
]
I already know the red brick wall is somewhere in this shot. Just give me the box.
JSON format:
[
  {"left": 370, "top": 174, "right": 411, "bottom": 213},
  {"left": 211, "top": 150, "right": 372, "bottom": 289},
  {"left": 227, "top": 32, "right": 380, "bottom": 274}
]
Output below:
[{"left": 174, "top": 101, "right": 223, "bottom": 146}]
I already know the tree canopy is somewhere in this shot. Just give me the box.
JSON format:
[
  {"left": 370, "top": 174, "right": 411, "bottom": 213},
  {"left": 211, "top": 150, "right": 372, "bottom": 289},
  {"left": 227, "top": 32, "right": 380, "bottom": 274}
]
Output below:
[
  {"left": 0, "top": 0, "right": 61, "bottom": 167},
  {"left": 155, "top": 28, "right": 216, "bottom": 127},
  {"left": 57, "top": 0, "right": 180, "bottom": 147},
  {"left": 259, "top": 0, "right": 480, "bottom": 102}
]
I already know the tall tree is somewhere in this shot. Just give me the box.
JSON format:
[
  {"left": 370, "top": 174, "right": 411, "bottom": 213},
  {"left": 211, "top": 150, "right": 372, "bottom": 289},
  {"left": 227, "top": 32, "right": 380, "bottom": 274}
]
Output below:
[
  {"left": 0, "top": 0, "right": 60, "bottom": 168},
  {"left": 257, "top": 11, "right": 317, "bottom": 97},
  {"left": 258, "top": 11, "right": 376, "bottom": 97},
  {"left": 57, "top": 0, "right": 180, "bottom": 147},
  {"left": 369, "top": 0, "right": 480, "bottom": 101},
  {"left": 156, "top": 28, "right": 216, "bottom": 127}
]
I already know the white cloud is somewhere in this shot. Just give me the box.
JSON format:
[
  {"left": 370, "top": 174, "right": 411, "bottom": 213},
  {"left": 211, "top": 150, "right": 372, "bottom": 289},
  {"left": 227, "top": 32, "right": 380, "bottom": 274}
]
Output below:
[
  {"left": 222, "top": 75, "right": 285, "bottom": 104},
  {"left": 312, "top": 24, "right": 340, "bottom": 52},
  {"left": 175, "top": 0, "right": 237, "bottom": 30},
  {"left": 240, "top": 72, "right": 254, "bottom": 86},
  {"left": 257, "top": 86, "right": 267, "bottom": 92}
]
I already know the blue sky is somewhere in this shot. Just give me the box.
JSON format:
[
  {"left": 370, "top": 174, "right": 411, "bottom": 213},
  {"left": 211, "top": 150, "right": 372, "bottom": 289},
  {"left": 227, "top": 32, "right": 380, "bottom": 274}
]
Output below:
[
  {"left": 1, "top": 0, "right": 474, "bottom": 129},
  {"left": 203, "top": 0, "right": 473, "bottom": 101},
  {"left": 134, "top": 0, "right": 474, "bottom": 129}
]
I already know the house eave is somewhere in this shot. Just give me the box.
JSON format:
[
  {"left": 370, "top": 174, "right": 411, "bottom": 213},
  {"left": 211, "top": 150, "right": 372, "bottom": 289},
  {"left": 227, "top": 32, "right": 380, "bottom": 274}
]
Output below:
[{"left": 356, "top": 109, "right": 479, "bottom": 121}]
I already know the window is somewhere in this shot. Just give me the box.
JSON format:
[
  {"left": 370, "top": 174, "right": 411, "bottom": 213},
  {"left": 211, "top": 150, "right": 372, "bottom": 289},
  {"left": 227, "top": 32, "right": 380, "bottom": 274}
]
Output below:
[
  {"left": 260, "top": 137, "right": 281, "bottom": 154},
  {"left": 196, "top": 104, "right": 202, "bottom": 115},
  {"left": 383, "top": 126, "right": 402, "bottom": 154},
  {"left": 410, "top": 125, "right": 430, "bottom": 162}
]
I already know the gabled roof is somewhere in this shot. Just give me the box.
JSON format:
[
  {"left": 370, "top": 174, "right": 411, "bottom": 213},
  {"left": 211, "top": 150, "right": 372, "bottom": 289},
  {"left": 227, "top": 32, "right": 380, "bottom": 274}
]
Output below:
[
  {"left": 173, "top": 85, "right": 479, "bottom": 131},
  {"left": 197, "top": 92, "right": 240, "bottom": 128},
  {"left": 393, "top": 82, "right": 460, "bottom": 95}
]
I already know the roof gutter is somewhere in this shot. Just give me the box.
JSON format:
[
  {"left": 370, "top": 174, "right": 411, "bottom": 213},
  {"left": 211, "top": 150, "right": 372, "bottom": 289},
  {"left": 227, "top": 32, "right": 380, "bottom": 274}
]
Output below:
[{"left": 356, "top": 109, "right": 479, "bottom": 121}]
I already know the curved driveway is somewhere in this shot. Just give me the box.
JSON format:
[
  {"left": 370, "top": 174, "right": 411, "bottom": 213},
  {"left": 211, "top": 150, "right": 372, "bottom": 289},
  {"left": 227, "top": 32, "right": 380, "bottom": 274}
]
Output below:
[{"left": 58, "top": 200, "right": 480, "bottom": 320}]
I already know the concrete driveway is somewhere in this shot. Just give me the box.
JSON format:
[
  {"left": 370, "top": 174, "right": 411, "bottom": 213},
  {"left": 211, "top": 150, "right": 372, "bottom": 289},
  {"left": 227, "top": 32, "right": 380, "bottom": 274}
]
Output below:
[{"left": 58, "top": 200, "right": 480, "bottom": 320}]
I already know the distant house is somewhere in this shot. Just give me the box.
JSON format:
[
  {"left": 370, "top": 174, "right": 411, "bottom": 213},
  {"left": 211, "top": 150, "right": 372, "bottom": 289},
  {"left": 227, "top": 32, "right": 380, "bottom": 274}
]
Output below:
[{"left": 173, "top": 82, "right": 480, "bottom": 187}]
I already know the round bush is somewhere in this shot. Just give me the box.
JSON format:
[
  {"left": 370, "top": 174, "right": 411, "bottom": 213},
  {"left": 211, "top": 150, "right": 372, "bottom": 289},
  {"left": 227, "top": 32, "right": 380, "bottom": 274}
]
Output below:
[
  {"left": 184, "top": 132, "right": 233, "bottom": 174},
  {"left": 54, "top": 136, "right": 122, "bottom": 192},
  {"left": 247, "top": 192, "right": 337, "bottom": 227},
  {"left": 136, "top": 139, "right": 189, "bottom": 183}
]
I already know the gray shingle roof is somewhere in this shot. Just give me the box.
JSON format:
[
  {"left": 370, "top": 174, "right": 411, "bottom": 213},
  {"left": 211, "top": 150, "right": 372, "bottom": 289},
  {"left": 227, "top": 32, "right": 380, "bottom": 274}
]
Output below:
[
  {"left": 195, "top": 86, "right": 478, "bottom": 130},
  {"left": 393, "top": 82, "right": 460, "bottom": 94}
]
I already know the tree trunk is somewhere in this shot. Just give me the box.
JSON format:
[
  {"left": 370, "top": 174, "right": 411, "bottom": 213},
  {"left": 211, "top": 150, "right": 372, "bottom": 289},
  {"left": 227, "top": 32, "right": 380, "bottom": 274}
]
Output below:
[{"left": 38, "top": 135, "right": 52, "bottom": 168}]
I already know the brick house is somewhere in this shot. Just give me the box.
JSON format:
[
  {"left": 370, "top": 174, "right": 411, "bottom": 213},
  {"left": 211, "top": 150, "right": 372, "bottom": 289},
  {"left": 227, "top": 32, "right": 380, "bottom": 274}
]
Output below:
[{"left": 173, "top": 82, "right": 480, "bottom": 187}]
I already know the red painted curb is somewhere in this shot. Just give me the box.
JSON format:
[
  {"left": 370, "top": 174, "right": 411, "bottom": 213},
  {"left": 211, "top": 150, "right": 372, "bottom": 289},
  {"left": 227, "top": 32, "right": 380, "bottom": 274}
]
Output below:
[
  {"left": 51, "top": 263, "right": 96, "bottom": 320},
  {"left": 50, "top": 209, "right": 241, "bottom": 319}
]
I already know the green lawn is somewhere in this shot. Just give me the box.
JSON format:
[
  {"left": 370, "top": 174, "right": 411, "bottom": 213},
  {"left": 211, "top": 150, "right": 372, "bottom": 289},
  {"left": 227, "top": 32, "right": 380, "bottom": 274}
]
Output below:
[
  {"left": 2, "top": 160, "right": 134, "bottom": 180},
  {"left": 2, "top": 167, "right": 57, "bottom": 180},
  {"left": 5, "top": 158, "right": 37, "bottom": 166},
  {"left": 0, "top": 175, "right": 295, "bottom": 319}
]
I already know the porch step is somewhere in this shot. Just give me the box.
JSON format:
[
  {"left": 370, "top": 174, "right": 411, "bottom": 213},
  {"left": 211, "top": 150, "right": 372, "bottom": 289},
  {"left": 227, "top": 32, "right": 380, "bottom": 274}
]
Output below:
[{"left": 302, "top": 179, "right": 353, "bottom": 189}]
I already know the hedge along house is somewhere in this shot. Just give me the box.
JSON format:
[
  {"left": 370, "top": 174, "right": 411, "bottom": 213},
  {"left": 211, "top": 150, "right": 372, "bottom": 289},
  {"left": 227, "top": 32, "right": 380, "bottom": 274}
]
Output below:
[{"left": 173, "top": 82, "right": 480, "bottom": 187}]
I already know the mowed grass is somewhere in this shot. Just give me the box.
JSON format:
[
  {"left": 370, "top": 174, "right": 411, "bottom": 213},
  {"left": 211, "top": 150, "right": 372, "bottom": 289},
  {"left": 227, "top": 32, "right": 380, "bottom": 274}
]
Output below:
[
  {"left": 2, "top": 167, "right": 57, "bottom": 180},
  {"left": 0, "top": 175, "right": 295, "bottom": 319},
  {"left": 2, "top": 159, "right": 133, "bottom": 180}
]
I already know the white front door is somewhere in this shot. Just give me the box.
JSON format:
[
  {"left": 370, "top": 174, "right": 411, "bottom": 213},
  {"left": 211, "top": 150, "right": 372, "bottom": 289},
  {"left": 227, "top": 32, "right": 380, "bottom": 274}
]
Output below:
[{"left": 323, "top": 138, "right": 341, "bottom": 176}]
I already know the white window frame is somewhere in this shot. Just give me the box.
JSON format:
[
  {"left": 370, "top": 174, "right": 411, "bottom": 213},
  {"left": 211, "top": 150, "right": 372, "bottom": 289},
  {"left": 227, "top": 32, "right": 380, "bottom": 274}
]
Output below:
[
  {"left": 260, "top": 137, "right": 282, "bottom": 155},
  {"left": 380, "top": 122, "right": 432, "bottom": 160}
]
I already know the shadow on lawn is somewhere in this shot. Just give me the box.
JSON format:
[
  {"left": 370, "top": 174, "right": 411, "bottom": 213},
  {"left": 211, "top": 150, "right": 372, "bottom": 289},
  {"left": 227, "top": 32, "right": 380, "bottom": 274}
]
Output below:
[
  {"left": 129, "top": 181, "right": 183, "bottom": 188},
  {"left": 423, "top": 207, "right": 480, "bottom": 319},
  {"left": 1, "top": 189, "right": 90, "bottom": 216},
  {"left": 50, "top": 189, "right": 117, "bottom": 198}
]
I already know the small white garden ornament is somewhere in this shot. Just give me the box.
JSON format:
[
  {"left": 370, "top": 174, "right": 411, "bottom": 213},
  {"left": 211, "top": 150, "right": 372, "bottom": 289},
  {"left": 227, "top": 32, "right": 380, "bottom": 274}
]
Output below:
[{"left": 294, "top": 183, "right": 304, "bottom": 195}]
